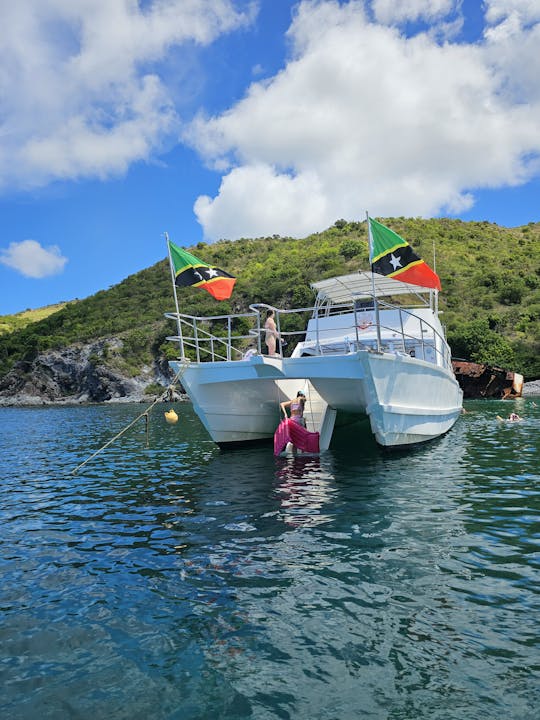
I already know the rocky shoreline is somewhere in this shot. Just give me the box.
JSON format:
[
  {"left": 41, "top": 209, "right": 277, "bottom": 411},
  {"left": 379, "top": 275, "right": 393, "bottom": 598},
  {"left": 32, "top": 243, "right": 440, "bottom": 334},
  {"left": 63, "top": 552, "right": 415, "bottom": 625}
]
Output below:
[
  {"left": 523, "top": 380, "right": 540, "bottom": 397},
  {"left": 0, "top": 339, "right": 184, "bottom": 407},
  {"left": 0, "top": 339, "right": 539, "bottom": 407}
]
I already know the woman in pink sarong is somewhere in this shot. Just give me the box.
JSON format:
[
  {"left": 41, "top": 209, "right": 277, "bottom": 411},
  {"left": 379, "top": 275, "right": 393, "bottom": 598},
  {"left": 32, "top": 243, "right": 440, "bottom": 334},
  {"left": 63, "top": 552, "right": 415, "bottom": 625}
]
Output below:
[
  {"left": 274, "top": 391, "right": 319, "bottom": 455},
  {"left": 280, "top": 391, "right": 306, "bottom": 426}
]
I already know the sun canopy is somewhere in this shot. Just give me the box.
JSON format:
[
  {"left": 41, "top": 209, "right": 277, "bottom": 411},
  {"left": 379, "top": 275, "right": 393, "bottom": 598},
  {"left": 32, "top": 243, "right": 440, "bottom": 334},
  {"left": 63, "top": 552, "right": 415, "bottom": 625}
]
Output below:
[{"left": 311, "top": 272, "right": 435, "bottom": 305}]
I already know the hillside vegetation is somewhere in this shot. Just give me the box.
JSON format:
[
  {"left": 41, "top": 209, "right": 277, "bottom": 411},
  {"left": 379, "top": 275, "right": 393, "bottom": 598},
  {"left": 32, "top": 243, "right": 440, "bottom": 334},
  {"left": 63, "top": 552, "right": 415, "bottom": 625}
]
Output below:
[
  {"left": 0, "top": 303, "right": 69, "bottom": 336},
  {"left": 0, "top": 218, "right": 538, "bottom": 381}
]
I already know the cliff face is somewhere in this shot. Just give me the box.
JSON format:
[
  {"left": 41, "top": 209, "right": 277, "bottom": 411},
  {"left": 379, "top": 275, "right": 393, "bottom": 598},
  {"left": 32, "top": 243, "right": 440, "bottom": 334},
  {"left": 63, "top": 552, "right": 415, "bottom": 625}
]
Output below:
[{"left": 0, "top": 338, "right": 172, "bottom": 406}]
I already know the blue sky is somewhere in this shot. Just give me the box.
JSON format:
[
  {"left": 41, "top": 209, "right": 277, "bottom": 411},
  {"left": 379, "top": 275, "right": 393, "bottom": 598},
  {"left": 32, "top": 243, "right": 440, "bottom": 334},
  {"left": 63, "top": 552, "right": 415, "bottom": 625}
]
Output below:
[{"left": 1, "top": 0, "right": 539, "bottom": 315}]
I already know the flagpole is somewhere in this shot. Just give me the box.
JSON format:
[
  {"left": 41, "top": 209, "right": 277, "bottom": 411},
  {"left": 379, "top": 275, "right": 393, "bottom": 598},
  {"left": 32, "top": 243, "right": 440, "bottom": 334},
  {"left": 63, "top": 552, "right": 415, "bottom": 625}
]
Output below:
[
  {"left": 432, "top": 238, "right": 439, "bottom": 316},
  {"left": 366, "top": 212, "right": 382, "bottom": 352},
  {"left": 165, "top": 232, "right": 185, "bottom": 359}
]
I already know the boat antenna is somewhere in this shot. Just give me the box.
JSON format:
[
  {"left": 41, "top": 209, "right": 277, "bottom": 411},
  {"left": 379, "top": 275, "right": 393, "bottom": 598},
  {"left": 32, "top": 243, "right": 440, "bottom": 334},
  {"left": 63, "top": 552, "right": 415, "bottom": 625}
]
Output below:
[
  {"left": 165, "top": 232, "right": 185, "bottom": 358},
  {"left": 366, "top": 211, "right": 382, "bottom": 352}
]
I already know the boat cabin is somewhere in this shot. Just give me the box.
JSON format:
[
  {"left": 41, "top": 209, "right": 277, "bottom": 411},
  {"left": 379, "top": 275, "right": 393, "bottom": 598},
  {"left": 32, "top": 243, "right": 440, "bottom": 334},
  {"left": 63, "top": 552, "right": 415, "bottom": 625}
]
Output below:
[{"left": 165, "top": 271, "right": 451, "bottom": 371}]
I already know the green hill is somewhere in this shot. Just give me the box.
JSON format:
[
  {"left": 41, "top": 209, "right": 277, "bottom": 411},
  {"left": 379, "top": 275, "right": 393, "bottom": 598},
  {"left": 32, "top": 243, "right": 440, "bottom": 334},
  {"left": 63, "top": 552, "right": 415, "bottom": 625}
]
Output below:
[
  {"left": 0, "top": 218, "right": 538, "bottom": 381},
  {"left": 0, "top": 303, "right": 69, "bottom": 336}
]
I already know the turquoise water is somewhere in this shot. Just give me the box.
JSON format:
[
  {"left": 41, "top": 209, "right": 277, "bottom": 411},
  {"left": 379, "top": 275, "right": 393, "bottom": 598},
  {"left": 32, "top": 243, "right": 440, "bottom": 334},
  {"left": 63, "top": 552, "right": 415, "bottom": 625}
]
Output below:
[{"left": 1, "top": 400, "right": 539, "bottom": 719}]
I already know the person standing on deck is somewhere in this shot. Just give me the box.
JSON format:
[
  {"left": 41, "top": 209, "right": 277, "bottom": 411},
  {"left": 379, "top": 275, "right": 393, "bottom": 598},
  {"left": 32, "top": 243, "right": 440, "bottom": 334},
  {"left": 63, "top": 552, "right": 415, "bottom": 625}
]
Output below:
[{"left": 264, "top": 309, "right": 281, "bottom": 356}]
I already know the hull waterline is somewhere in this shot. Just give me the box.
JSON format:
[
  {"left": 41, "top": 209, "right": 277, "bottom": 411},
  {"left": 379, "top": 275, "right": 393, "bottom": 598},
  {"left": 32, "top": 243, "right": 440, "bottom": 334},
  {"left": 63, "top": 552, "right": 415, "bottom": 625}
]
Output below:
[{"left": 171, "top": 348, "right": 462, "bottom": 448}]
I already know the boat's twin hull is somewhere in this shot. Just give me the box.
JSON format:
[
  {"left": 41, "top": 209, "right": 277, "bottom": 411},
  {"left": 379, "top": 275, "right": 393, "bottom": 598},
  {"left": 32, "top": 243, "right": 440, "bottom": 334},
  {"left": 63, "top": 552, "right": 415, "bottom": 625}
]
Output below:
[
  {"left": 283, "top": 352, "right": 462, "bottom": 446},
  {"left": 171, "top": 350, "right": 462, "bottom": 448},
  {"left": 170, "top": 358, "right": 299, "bottom": 444}
]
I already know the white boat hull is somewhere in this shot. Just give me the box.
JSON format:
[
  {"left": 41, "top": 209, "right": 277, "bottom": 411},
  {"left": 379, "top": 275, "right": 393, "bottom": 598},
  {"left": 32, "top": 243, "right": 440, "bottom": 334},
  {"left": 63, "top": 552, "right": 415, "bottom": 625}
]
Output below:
[
  {"left": 282, "top": 351, "right": 462, "bottom": 446},
  {"left": 366, "top": 353, "right": 462, "bottom": 446},
  {"left": 171, "top": 349, "right": 462, "bottom": 448},
  {"left": 170, "top": 357, "right": 298, "bottom": 445}
]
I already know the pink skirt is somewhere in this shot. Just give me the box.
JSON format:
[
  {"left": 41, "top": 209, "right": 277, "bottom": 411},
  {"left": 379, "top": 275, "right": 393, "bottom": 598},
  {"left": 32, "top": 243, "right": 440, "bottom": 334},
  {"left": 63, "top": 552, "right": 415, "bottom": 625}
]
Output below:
[{"left": 274, "top": 419, "right": 320, "bottom": 455}]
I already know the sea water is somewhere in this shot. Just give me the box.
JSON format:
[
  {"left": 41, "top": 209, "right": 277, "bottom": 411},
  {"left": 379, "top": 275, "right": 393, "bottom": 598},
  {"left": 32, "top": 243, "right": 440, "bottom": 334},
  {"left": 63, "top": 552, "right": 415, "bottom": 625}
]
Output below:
[{"left": 0, "top": 400, "right": 539, "bottom": 719}]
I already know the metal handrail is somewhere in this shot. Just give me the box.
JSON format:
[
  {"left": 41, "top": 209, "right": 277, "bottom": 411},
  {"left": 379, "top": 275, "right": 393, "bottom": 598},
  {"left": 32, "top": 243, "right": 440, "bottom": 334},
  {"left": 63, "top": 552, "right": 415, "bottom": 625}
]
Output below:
[{"left": 165, "top": 295, "right": 452, "bottom": 370}]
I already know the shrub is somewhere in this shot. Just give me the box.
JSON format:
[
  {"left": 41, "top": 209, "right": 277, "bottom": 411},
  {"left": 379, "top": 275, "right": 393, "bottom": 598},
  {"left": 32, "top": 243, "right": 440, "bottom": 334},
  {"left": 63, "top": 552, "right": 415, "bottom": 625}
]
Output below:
[
  {"left": 498, "top": 281, "right": 525, "bottom": 305},
  {"left": 339, "top": 239, "right": 364, "bottom": 260},
  {"left": 448, "top": 318, "right": 515, "bottom": 367},
  {"left": 144, "top": 382, "right": 165, "bottom": 396}
]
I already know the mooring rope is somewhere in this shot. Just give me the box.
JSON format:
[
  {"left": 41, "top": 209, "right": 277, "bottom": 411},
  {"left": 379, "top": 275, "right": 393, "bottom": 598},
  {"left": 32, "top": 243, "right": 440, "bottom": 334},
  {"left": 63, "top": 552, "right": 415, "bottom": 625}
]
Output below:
[
  {"left": 304, "top": 380, "right": 315, "bottom": 432},
  {"left": 70, "top": 361, "right": 189, "bottom": 475}
]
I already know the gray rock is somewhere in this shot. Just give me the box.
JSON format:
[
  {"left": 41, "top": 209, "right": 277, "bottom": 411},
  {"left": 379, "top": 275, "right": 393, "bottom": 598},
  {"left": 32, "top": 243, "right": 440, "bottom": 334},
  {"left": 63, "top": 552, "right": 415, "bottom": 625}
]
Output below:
[
  {"left": 523, "top": 380, "right": 540, "bottom": 397},
  {"left": 0, "top": 337, "right": 176, "bottom": 406}
]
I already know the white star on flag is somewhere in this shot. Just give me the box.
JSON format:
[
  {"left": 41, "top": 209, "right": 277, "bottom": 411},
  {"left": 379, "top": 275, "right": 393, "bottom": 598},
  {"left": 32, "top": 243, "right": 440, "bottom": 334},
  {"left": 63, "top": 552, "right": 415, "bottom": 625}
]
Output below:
[
  {"left": 206, "top": 268, "right": 219, "bottom": 278},
  {"left": 389, "top": 253, "right": 402, "bottom": 271}
]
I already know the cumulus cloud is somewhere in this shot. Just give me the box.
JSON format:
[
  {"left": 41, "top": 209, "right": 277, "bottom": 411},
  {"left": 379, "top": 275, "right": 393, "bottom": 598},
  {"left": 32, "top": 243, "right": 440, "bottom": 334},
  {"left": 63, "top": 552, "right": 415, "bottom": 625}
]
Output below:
[
  {"left": 372, "top": 0, "right": 456, "bottom": 25},
  {"left": 0, "top": 0, "right": 254, "bottom": 190},
  {"left": 0, "top": 240, "right": 68, "bottom": 278},
  {"left": 483, "top": 6, "right": 540, "bottom": 105},
  {"left": 187, "top": 0, "right": 540, "bottom": 240},
  {"left": 3, "top": 0, "right": 540, "bottom": 243},
  {"left": 484, "top": 0, "right": 540, "bottom": 26},
  {"left": 195, "top": 164, "right": 330, "bottom": 239}
]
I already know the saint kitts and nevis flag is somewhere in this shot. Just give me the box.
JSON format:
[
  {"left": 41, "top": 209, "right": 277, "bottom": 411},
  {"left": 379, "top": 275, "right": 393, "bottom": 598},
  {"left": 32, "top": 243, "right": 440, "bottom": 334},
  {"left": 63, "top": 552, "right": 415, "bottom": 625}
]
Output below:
[
  {"left": 168, "top": 239, "right": 236, "bottom": 301},
  {"left": 368, "top": 217, "right": 441, "bottom": 291}
]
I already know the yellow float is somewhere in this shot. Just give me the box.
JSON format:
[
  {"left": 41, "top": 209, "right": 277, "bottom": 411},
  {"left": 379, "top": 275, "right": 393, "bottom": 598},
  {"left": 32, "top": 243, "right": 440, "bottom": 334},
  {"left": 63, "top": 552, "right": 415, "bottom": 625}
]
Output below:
[{"left": 164, "top": 409, "right": 178, "bottom": 424}]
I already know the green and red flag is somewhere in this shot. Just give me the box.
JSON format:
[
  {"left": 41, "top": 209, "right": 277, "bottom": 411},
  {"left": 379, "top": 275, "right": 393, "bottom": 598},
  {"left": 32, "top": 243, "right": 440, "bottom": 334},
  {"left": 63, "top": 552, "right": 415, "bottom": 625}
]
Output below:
[
  {"left": 168, "top": 240, "right": 236, "bottom": 301},
  {"left": 369, "top": 218, "right": 441, "bottom": 291}
]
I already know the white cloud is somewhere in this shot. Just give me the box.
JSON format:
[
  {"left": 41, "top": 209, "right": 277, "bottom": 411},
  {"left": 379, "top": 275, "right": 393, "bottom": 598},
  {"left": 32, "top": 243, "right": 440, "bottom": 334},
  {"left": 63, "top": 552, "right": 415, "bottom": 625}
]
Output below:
[
  {"left": 3, "top": 0, "right": 540, "bottom": 243},
  {"left": 372, "top": 0, "right": 456, "bottom": 25},
  {"left": 483, "top": 11, "right": 540, "bottom": 104},
  {"left": 0, "top": 240, "right": 68, "bottom": 278},
  {"left": 188, "top": 0, "right": 540, "bottom": 240},
  {"left": 484, "top": 0, "right": 540, "bottom": 26},
  {"left": 195, "top": 164, "right": 330, "bottom": 239},
  {"left": 0, "top": 0, "right": 254, "bottom": 190}
]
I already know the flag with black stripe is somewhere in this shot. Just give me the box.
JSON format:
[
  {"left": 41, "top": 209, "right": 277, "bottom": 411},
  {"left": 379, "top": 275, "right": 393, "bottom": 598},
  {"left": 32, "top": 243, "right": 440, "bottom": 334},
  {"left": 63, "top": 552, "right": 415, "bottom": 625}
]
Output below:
[
  {"left": 168, "top": 240, "right": 236, "bottom": 301},
  {"left": 369, "top": 218, "right": 441, "bottom": 291}
]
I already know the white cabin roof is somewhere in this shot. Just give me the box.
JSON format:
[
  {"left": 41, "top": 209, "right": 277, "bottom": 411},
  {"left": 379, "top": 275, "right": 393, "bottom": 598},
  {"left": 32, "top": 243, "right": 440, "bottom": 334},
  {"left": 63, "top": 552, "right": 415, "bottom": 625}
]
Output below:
[{"left": 311, "top": 272, "right": 435, "bottom": 304}]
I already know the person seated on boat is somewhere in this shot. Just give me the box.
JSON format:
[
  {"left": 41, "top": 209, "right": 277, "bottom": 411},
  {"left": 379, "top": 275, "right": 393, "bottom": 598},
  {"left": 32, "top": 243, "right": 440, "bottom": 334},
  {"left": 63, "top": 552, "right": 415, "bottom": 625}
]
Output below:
[
  {"left": 281, "top": 391, "right": 306, "bottom": 426},
  {"left": 264, "top": 309, "right": 281, "bottom": 356},
  {"left": 242, "top": 345, "right": 257, "bottom": 360}
]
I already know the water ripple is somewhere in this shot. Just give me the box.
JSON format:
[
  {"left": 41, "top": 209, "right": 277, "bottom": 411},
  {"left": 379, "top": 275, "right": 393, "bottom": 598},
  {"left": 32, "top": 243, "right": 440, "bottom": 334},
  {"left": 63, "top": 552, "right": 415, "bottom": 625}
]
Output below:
[{"left": 0, "top": 401, "right": 539, "bottom": 719}]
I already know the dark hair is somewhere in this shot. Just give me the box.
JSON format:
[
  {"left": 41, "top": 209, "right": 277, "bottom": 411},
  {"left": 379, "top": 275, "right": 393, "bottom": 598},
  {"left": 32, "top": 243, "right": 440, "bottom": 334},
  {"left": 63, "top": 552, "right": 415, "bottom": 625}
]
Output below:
[
  {"left": 266, "top": 309, "right": 274, "bottom": 318},
  {"left": 297, "top": 391, "right": 305, "bottom": 397}
]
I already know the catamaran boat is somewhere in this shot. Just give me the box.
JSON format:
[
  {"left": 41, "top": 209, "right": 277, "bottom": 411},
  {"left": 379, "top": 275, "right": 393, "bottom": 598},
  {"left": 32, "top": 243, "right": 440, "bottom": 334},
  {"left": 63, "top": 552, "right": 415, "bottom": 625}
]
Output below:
[{"left": 167, "top": 270, "right": 463, "bottom": 450}]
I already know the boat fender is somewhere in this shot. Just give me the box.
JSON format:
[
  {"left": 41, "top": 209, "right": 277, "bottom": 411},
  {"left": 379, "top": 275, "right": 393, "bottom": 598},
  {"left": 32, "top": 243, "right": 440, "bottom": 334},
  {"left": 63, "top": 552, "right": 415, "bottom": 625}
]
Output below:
[{"left": 164, "top": 409, "right": 178, "bottom": 424}]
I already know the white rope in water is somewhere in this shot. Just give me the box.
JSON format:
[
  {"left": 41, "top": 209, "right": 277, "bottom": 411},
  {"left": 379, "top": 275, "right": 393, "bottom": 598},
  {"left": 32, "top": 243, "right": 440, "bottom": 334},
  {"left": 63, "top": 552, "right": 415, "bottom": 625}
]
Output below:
[{"left": 70, "top": 361, "right": 189, "bottom": 475}]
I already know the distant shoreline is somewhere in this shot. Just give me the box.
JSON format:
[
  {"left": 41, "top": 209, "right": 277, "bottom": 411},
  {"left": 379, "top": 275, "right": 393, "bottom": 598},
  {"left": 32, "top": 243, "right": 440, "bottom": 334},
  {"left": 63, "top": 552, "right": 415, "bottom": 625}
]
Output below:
[
  {"left": 1, "top": 384, "right": 539, "bottom": 408},
  {"left": 0, "top": 392, "right": 188, "bottom": 408}
]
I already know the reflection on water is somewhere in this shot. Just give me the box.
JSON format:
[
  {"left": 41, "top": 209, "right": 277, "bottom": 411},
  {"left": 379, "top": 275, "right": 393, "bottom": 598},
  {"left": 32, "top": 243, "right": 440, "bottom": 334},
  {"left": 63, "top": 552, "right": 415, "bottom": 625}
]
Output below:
[
  {"left": 0, "top": 400, "right": 539, "bottom": 719},
  {"left": 275, "top": 455, "right": 336, "bottom": 527}
]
